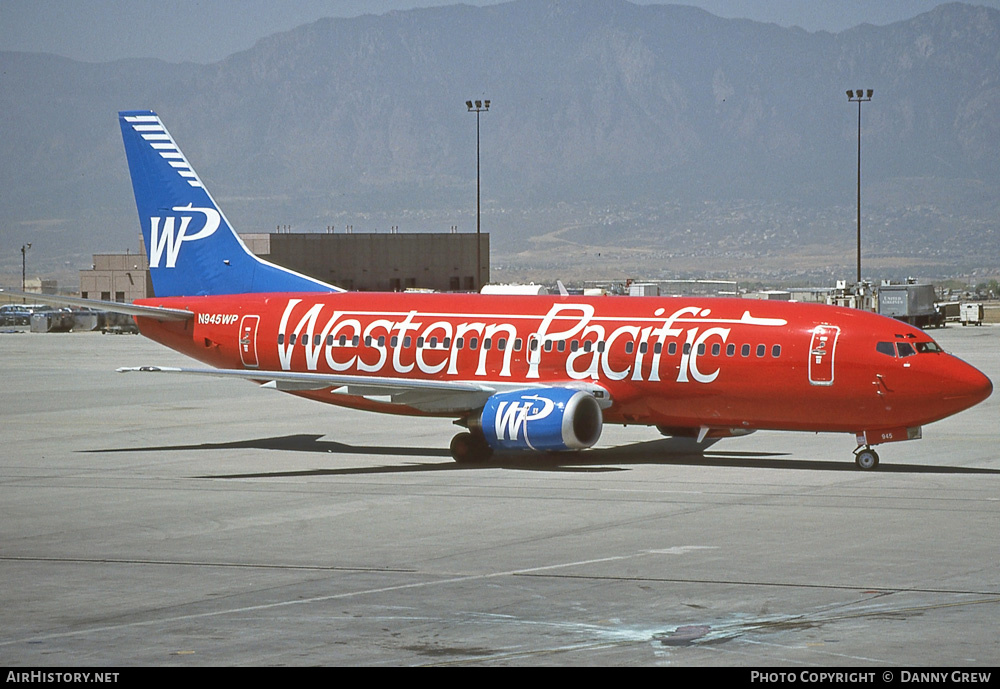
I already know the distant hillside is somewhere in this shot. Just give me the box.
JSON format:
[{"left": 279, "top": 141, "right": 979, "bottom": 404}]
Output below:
[{"left": 2, "top": 0, "right": 999, "bottom": 283}]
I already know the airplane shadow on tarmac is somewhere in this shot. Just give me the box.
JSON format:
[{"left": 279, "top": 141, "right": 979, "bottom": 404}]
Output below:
[{"left": 81, "top": 434, "right": 1000, "bottom": 478}]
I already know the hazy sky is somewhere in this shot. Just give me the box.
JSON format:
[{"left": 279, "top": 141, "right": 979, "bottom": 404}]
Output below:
[{"left": 3, "top": 0, "right": 998, "bottom": 64}]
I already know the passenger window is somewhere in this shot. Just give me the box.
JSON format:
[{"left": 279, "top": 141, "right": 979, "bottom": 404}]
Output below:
[
  {"left": 756, "top": 344, "right": 765, "bottom": 358},
  {"left": 697, "top": 343, "right": 706, "bottom": 356},
  {"left": 470, "top": 337, "right": 479, "bottom": 350},
  {"left": 876, "top": 342, "right": 895, "bottom": 357},
  {"left": 278, "top": 333, "right": 285, "bottom": 345},
  {"left": 625, "top": 342, "right": 634, "bottom": 354},
  {"left": 289, "top": 333, "right": 297, "bottom": 345},
  {"left": 896, "top": 342, "right": 916, "bottom": 358},
  {"left": 726, "top": 343, "right": 735, "bottom": 357},
  {"left": 314, "top": 334, "right": 321, "bottom": 346},
  {"left": 712, "top": 343, "right": 721, "bottom": 356},
  {"left": 741, "top": 344, "right": 750, "bottom": 357},
  {"left": 653, "top": 342, "right": 662, "bottom": 354},
  {"left": 639, "top": 342, "right": 648, "bottom": 354},
  {"left": 668, "top": 343, "right": 677, "bottom": 356},
  {"left": 771, "top": 345, "right": 781, "bottom": 358},
  {"left": 497, "top": 338, "right": 506, "bottom": 350}
]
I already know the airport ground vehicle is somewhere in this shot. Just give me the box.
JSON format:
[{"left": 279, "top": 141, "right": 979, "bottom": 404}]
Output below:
[{"left": 960, "top": 303, "right": 984, "bottom": 326}]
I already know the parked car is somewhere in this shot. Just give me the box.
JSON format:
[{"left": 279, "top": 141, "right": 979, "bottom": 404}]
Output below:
[{"left": 0, "top": 304, "right": 46, "bottom": 326}]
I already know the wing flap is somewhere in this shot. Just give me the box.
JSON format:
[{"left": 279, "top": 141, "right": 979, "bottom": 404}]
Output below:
[
  {"left": 117, "top": 366, "right": 497, "bottom": 412},
  {"left": 116, "top": 366, "right": 612, "bottom": 414}
]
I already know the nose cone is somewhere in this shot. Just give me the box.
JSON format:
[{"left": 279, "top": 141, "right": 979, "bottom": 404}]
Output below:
[{"left": 943, "top": 357, "right": 993, "bottom": 412}]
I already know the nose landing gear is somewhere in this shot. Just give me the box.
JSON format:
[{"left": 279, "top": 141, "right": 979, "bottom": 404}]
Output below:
[{"left": 853, "top": 446, "right": 880, "bottom": 470}]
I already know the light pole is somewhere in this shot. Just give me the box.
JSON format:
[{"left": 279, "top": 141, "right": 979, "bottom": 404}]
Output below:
[
  {"left": 846, "top": 88, "right": 873, "bottom": 289},
  {"left": 466, "top": 99, "right": 489, "bottom": 290},
  {"left": 21, "top": 243, "right": 32, "bottom": 299}
]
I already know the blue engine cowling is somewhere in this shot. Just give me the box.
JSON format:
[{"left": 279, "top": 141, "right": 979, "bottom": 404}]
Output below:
[{"left": 480, "top": 388, "right": 603, "bottom": 452}]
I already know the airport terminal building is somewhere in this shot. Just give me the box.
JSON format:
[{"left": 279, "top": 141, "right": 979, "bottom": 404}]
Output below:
[
  {"left": 79, "top": 250, "right": 150, "bottom": 303},
  {"left": 80, "top": 232, "right": 489, "bottom": 300}
]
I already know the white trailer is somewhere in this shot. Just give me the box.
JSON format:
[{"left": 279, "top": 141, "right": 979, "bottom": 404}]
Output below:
[{"left": 960, "top": 303, "right": 984, "bottom": 326}]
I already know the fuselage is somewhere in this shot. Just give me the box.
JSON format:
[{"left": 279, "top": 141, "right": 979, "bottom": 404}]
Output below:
[{"left": 134, "top": 292, "right": 992, "bottom": 439}]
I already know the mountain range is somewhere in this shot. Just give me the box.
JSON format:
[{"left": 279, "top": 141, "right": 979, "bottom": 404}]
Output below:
[{"left": 2, "top": 0, "right": 999, "bottom": 286}]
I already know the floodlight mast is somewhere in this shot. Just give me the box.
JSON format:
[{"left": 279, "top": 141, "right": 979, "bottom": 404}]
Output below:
[
  {"left": 466, "top": 99, "right": 490, "bottom": 290},
  {"left": 21, "top": 243, "right": 32, "bottom": 301},
  {"left": 846, "top": 88, "right": 873, "bottom": 288}
]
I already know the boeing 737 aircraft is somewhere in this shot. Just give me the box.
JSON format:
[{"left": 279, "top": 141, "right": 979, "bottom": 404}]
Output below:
[{"left": 12, "top": 111, "right": 993, "bottom": 469}]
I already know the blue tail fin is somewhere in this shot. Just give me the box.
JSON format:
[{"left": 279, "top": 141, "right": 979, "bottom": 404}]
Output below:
[{"left": 119, "top": 110, "right": 341, "bottom": 297}]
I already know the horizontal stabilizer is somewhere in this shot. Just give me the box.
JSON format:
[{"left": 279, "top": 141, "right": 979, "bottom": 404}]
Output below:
[{"left": 0, "top": 290, "right": 192, "bottom": 321}]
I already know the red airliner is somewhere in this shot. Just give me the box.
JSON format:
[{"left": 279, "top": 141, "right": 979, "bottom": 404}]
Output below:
[
  {"left": 125, "top": 290, "right": 991, "bottom": 470},
  {"left": 13, "top": 112, "right": 993, "bottom": 469}
]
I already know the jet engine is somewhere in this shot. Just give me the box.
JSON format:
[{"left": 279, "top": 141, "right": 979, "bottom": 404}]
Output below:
[{"left": 478, "top": 388, "right": 603, "bottom": 452}]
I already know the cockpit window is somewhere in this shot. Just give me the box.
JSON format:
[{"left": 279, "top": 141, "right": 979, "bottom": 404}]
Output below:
[{"left": 877, "top": 340, "right": 944, "bottom": 358}]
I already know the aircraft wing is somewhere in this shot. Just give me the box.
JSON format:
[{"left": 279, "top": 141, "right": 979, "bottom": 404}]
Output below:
[
  {"left": 116, "top": 366, "right": 610, "bottom": 414},
  {"left": 0, "top": 290, "right": 192, "bottom": 322}
]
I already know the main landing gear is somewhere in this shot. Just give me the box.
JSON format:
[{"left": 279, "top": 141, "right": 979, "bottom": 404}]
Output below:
[
  {"left": 450, "top": 431, "right": 494, "bottom": 464},
  {"left": 853, "top": 446, "right": 880, "bottom": 471}
]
